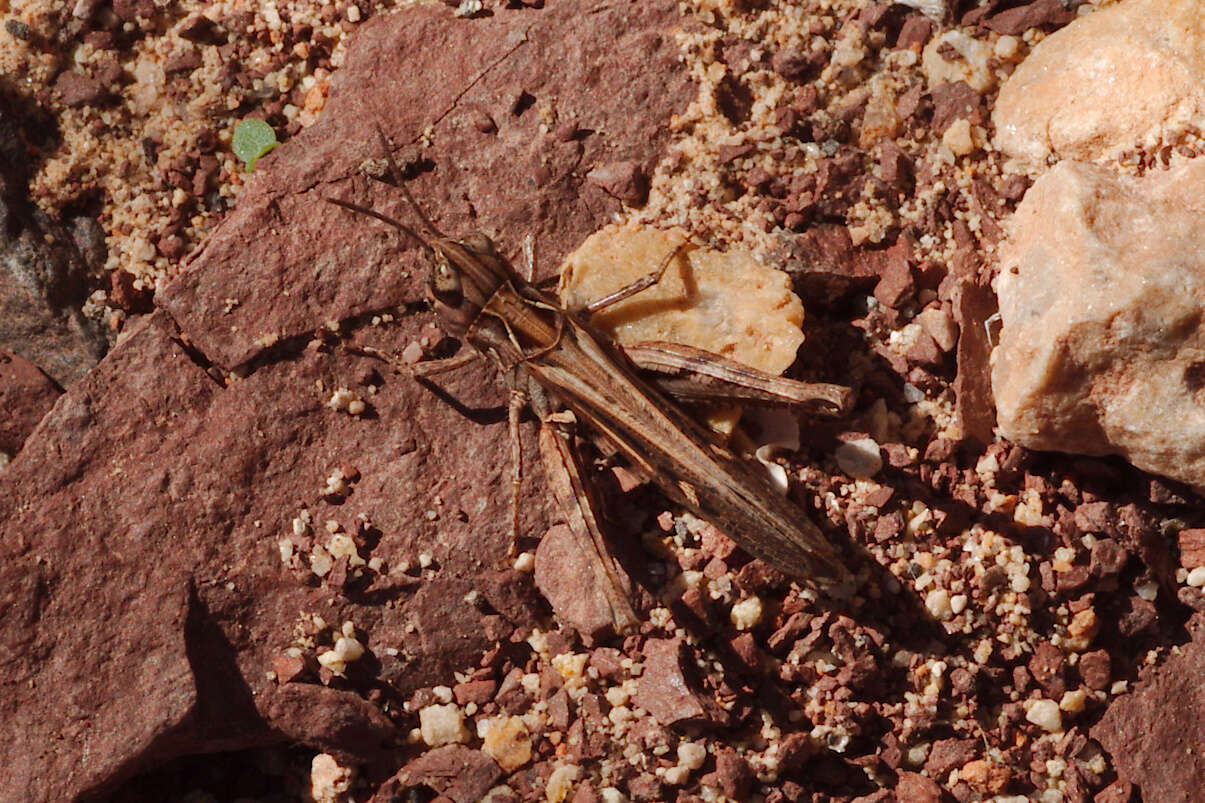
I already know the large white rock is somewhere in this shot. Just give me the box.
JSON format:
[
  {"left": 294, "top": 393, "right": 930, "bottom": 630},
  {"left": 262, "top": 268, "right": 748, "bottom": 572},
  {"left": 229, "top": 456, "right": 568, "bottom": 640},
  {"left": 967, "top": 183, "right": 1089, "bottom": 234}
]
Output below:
[
  {"left": 994, "top": 0, "right": 1205, "bottom": 170},
  {"left": 992, "top": 158, "right": 1205, "bottom": 488}
]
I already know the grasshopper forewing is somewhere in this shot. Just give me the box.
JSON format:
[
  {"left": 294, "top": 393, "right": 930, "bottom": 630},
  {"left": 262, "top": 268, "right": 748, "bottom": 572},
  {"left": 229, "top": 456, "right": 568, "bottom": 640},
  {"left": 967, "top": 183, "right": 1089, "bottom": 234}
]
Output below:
[{"left": 327, "top": 186, "right": 854, "bottom": 627}]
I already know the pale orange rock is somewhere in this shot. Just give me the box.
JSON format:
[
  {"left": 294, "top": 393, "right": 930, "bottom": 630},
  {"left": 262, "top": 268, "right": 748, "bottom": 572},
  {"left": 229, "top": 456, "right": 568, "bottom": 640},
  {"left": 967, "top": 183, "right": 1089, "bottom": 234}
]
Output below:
[
  {"left": 480, "top": 716, "right": 532, "bottom": 772},
  {"left": 992, "top": 158, "right": 1205, "bottom": 489},
  {"left": 559, "top": 225, "right": 805, "bottom": 376},
  {"left": 994, "top": 0, "right": 1205, "bottom": 170}
]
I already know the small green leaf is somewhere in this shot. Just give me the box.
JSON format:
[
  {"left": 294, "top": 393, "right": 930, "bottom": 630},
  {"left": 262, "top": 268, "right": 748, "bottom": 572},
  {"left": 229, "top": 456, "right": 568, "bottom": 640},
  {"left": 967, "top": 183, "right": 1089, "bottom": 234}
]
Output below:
[{"left": 232, "top": 118, "right": 279, "bottom": 172}]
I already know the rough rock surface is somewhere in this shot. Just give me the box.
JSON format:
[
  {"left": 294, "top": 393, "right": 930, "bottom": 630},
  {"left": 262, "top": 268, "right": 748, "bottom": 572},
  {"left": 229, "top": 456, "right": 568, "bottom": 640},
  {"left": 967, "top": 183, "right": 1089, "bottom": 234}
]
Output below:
[
  {"left": 994, "top": 0, "right": 1205, "bottom": 169},
  {"left": 0, "top": 349, "right": 61, "bottom": 457},
  {"left": 0, "top": 2, "right": 696, "bottom": 799},
  {"left": 1093, "top": 625, "right": 1205, "bottom": 801},
  {"left": 992, "top": 158, "right": 1205, "bottom": 489}
]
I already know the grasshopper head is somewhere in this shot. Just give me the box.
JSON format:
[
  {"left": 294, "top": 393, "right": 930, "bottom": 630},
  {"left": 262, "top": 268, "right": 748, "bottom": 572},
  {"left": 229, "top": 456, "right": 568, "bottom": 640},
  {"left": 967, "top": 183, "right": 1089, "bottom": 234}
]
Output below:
[{"left": 425, "top": 233, "right": 512, "bottom": 338}]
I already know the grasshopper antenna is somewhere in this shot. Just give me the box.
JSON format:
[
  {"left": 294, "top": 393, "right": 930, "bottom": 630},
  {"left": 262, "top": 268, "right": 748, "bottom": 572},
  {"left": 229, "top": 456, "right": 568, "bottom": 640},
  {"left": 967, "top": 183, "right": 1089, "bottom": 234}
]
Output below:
[
  {"left": 371, "top": 125, "right": 448, "bottom": 240},
  {"left": 324, "top": 196, "right": 434, "bottom": 256}
]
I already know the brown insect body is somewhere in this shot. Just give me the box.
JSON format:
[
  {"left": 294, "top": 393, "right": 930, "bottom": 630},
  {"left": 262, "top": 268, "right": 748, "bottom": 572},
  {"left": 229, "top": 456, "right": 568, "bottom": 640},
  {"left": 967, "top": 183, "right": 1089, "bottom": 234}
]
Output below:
[{"left": 420, "top": 230, "right": 854, "bottom": 592}]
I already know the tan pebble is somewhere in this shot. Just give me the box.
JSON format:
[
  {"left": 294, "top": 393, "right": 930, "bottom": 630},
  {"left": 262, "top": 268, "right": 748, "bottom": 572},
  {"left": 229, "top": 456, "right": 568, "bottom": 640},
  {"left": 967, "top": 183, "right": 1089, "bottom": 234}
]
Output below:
[{"left": 482, "top": 716, "right": 532, "bottom": 772}]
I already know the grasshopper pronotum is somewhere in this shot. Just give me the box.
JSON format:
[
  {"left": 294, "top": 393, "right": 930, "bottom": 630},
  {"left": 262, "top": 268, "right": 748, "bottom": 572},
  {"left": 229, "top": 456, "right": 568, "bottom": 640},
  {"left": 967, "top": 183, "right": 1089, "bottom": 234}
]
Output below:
[{"left": 328, "top": 143, "right": 855, "bottom": 633}]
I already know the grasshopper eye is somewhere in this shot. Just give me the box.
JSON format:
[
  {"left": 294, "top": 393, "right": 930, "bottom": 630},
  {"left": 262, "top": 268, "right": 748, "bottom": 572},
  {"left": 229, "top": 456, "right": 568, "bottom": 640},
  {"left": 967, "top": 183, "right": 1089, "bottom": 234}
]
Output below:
[
  {"left": 461, "top": 232, "right": 495, "bottom": 255},
  {"left": 430, "top": 258, "right": 462, "bottom": 304}
]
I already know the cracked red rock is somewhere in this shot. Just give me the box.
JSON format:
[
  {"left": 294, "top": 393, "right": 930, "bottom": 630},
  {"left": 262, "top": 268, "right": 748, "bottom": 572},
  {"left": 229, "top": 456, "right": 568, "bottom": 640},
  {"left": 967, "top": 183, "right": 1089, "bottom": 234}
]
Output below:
[
  {"left": 1093, "top": 627, "right": 1205, "bottom": 799},
  {"left": 0, "top": 1, "right": 696, "bottom": 797}
]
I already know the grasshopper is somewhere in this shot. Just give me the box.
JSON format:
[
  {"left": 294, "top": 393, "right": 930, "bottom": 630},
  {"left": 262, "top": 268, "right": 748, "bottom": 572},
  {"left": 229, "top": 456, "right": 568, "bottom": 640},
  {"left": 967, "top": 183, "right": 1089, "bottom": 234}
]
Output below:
[{"left": 328, "top": 149, "right": 855, "bottom": 633}]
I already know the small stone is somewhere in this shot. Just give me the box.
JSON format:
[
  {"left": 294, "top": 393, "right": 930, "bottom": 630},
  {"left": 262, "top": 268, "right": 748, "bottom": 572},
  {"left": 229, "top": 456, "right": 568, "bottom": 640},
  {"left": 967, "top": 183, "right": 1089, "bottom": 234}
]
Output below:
[
  {"left": 419, "top": 703, "right": 470, "bottom": 747},
  {"left": 453, "top": 679, "right": 497, "bottom": 706},
  {"left": 310, "top": 753, "right": 354, "bottom": 803},
  {"left": 271, "top": 653, "right": 307, "bottom": 684},
  {"left": 1060, "top": 688, "right": 1087, "bottom": 714},
  {"left": 389, "top": 745, "right": 503, "bottom": 803},
  {"left": 1179, "top": 529, "right": 1205, "bottom": 569},
  {"left": 481, "top": 716, "right": 532, "bottom": 772},
  {"left": 916, "top": 307, "right": 958, "bottom": 352},
  {"left": 925, "top": 588, "right": 953, "bottom": 621},
  {"left": 1028, "top": 642, "right": 1066, "bottom": 697},
  {"left": 163, "top": 47, "right": 203, "bottom": 74},
  {"left": 714, "top": 749, "right": 754, "bottom": 799},
  {"left": 895, "top": 771, "right": 942, "bottom": 803},
  {"left": 729, "top": 596, "right": 763, "bottom": 630},
  {"left": 585, "top": 161, "right": 649, "bottom": 206},
  {"left": 1025, "top": 698, "right": 1062, "bottom": 732},
  {"left": 634, "top": 639, "right": 721, "bottom": 727},
  {"left": 535, "top": 524, "right": 630, "bottom": 642},
  {"left": 54, "top": 71, "right": 108, "bottom": 107},
  {"left": 835, "top": 438, "right": 883, "bottom": 478},
  {"left": 960, "top": 758, "right": 1009, "bottom": 795},
  {"left": 1078, "top": 650, "right": 1111, "bottom": 691},
  {"left": 942, "top": 117, "right": 977, "bottom": 156},
  {"left": 983, "top": 0, "right": 1074, "bottom": 35},
  {"left": 925, "top": 738, "right": 977, "bottom": 778}
]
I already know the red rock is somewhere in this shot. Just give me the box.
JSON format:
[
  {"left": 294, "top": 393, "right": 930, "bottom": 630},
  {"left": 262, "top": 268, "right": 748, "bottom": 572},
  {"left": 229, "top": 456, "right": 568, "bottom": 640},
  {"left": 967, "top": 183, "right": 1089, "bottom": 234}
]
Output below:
[
  {"left": 1078, "top": 651, "right": 1110, "bottom": 695},
  {"left": 879, "top": 139, "right": 914, "bottom": 192},
  {"left": 635, "top": 638, "right": 724, "bottom": 728},
  {"left": 770, "top": 47, "right": 826, "bottom": 82},
  {"left": 1028, "top": 641, "right": 1067, "bottom": 697},
  {"left": 777, "top": 731, "right": 817, "bottom": 770},
  {"left": 930, "top": 81, "right": 983, "bottom": 134},
  {"left": 896, "top": 771, "right": 942, "bottom": 802},
  {"left": 865, "top": 238, "right": 916, "bottom": 309},
  {"left": 925, "top": 738, "right": 978, "bottom": 778},
  {"left": 382, "top": 744, "right": 502, "bottom": 803},
  {"left": 177, "top": 14, "right": 225, "bottom": 44},
  {"left": 0, "top": 349, "right": 60, "bottom": 456},
  {"left": 1089, "top": 538, "right": 1127, "bottom": 578},
  {"left": 715, "top": 748, "right": 755, "bottom": 799},
  {"left": 2, "top": 2, "right": 697, "bottom": 798},
  {"left": 535, "top": 524, "right": 633, "bottom": 643},
  {"left": 778, "top": 224, "right": 877, "bottom": 306},
  {"left": 163, "top": 47, "right": 203, "bottom": 74},
  {"left": 570, "top": 783, "right": 601, "bottom": 803},
  {"left": 453, "top": 679, "right": 497, "bottom": 706},
  {"left": 952, "top": 279, "right": 997, "bottom": 444},
  {"left": 266, "top": 683, "right": 396, "bottom": 763},
  {"left": 272, "top": 653, "right": 308, "bottom": 684},
  {"left": 585, "top": 160, "right": 649, "bottom": 206},
  {"left": 54, "top": 70, "right": 108, "bottom": 107},
  {"left": 627, "top": 773, "right": 664, "bottom": 802},
  {"left": 109, "top": 269, "right": 154, "bottom": 314},
  {"left": 1118, "top": 595, "right": 1158, "bottom": 637},
  {"left": 159, "top": 2, "right": 696, "bottom": 370},
  {"left": 983, "top": 0, "right": 1075, "bottom": 35},
  {"left": 895, "top": 14, "right": 934, "bottom": 51},
  {"left": 1178, "top": 528, "right": 1205, "bottom": 569},
  {"left": 906, "top": 329, "right": 944, "bottom": 369},
  {"left": 1074, "top": 501, "right": 1115, "bottom": 534},
  {"left": 864, "top": 486, "right": 895, "bottom": 509},
  {"left": 1093, "top": 628, "right": 1205, "bottom": 800}
]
